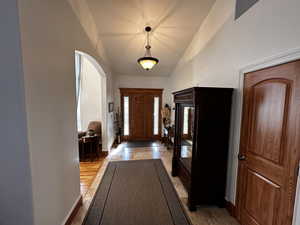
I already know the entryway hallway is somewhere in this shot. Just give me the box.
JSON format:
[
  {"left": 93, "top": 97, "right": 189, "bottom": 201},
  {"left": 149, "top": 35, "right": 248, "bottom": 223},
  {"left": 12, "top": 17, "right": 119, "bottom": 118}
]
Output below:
[{"left": 71, "top": 143, "right": 239, "bottom": 225}]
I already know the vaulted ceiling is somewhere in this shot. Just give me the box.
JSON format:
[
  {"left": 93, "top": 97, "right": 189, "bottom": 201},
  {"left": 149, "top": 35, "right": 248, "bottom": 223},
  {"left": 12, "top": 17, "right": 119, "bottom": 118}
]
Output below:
[{"left": 85, "top": 0, "right": 216, "bottom": 76}]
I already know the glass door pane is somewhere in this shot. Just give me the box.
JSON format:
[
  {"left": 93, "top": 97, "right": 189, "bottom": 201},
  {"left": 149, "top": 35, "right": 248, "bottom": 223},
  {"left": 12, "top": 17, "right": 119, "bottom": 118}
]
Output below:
[{"left": 180, "top": 106, "right": 194, "bottom": 172}]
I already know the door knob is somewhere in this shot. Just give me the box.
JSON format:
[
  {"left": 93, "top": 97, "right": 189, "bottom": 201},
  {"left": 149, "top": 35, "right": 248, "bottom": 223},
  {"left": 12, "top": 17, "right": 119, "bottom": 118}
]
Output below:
[{"left": 238, "top": 154, "right": 246, "bottom": 161}]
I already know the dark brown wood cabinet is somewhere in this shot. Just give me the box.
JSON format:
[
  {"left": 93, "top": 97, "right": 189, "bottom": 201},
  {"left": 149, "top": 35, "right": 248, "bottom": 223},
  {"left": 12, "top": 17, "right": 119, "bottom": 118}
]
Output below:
[{"left": 172, "top": 87, "right": 233, "bottom": 211}]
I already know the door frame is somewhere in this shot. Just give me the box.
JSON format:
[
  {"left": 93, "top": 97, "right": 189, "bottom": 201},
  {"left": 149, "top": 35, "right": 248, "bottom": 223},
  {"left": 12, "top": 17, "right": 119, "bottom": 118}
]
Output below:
[
  {"left": 234, "top": 48, "right": 300, "bottom": 225},
  {"left": 120, "top": 88, "right": 163, "bottom": 141}
]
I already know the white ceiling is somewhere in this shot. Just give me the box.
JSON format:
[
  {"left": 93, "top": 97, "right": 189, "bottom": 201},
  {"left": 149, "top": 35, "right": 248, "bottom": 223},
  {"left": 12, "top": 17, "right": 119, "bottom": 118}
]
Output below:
[{"left": 86, "top": 0, "right": 216, "bottom": 76}]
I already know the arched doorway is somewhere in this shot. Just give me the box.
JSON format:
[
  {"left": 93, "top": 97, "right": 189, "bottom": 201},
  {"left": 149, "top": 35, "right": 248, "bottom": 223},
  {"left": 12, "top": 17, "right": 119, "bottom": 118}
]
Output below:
[
  {"left": 75, "top": 50, "right": 108, "bottom": 151},
  {"left": 75, "top": 51, "right": 109, "bottom": 195}
]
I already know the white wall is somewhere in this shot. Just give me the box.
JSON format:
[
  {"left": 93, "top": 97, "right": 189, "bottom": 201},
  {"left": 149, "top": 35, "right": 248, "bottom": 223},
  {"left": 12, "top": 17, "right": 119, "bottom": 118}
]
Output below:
[
  {"left": 106, "top": 71, "right": 115, "bottom": 150},
  {"left": 79, "top": 56, "right": 102, "bottom": 131},
  {"left": 17, "top": 0, "right": 115, "bottom": 224},
  {"left": 67, "top": 0, "right": 115, "bottom": 151},
  {"left": 0, "top": 1, "right": 34, "bottom": 224},
  {"left": 169, "top": 0, "right": 300, "bottom": 210}
]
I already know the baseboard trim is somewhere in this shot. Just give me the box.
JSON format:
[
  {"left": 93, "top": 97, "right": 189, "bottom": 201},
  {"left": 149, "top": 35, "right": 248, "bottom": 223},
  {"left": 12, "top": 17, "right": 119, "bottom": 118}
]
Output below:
[
  {"left": 225, "top": 200, "right": 237, "bottom": 218},
  {"left": 63, "top": 195, "right": 83, "bottom": 225}
]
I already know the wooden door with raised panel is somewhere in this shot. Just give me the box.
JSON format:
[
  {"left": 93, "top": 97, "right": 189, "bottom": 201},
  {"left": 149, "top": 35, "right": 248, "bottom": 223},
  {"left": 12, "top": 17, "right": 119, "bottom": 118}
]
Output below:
[
  {"left": 130, "top": 94, "right": 155, "bottom": 139},
  {"left": 130, "top": 94, "right": 146, "bottom": 139},
  {"left": 236, "top": 60, "right": 300, "bottom": 225},
  {"left": 120, "top": 88, "right": 163, "bottom": 141}
]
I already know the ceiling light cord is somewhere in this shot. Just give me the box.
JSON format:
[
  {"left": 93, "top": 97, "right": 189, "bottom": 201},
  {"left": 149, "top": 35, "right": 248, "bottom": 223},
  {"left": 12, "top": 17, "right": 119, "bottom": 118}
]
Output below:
[
  {"left": 145, "top": 27, "right": 151, "bottom": 57},
  {"left": 146, "top": 31, "right": 150, "bottom": 46}
]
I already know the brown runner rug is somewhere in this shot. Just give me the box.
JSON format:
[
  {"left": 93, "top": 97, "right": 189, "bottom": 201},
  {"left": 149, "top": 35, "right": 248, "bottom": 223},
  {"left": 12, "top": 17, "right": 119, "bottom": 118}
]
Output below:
[{"left": 83, "top": 159, "right": 191, "bottom": 225}]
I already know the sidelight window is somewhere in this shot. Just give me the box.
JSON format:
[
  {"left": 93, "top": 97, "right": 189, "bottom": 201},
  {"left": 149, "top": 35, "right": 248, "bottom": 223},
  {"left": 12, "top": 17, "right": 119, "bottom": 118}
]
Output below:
[
  {"left": 153, "top": 97, "right": 159, "bottom": 135},
  {"left": 124, "top": 96, "right": 129, "bottom": 135}
]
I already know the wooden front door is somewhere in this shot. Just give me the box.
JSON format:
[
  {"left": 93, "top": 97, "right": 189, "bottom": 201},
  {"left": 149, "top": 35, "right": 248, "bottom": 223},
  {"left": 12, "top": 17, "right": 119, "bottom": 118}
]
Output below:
[
  {"left": 120, "top": 88, "right": 163, "bottom": 141},
  {"left": 131, "top": 94, "right": 154, "bottom": 139},
  {"left": 236, "top": 60, "right": 300, "bottom": 225}
]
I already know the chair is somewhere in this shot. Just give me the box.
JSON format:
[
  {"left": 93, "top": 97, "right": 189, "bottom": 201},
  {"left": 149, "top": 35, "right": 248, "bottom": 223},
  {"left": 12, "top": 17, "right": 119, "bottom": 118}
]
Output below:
[{"left": 87, "top": 121, "right": 102, "bottom": 145}]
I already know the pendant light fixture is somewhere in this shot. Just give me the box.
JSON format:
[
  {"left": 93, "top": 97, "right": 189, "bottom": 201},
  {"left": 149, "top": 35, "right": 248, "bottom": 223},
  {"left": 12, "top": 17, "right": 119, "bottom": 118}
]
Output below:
[{"left": 138, "top": 26, "right": 159, "bottom": 70}]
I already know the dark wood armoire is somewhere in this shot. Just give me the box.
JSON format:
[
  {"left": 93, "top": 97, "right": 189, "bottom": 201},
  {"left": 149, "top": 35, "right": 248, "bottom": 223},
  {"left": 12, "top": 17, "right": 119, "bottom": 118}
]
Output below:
[{"left": 172, "top": 87, "right": 233, "bottom": 211}]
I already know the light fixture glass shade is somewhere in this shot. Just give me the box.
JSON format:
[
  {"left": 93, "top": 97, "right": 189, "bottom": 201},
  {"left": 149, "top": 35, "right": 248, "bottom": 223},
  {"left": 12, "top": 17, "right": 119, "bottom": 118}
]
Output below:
[{"left": 138, "top": 56, "right": 159, "bottom": 70}]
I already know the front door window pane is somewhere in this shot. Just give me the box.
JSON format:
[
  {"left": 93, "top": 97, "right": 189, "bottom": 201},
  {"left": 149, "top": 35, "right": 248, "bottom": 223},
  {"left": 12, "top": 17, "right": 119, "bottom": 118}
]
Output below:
[
  {"left": 153, "top": 97, "right": 159, "bottom": 135},
  {"left": 124, "top": 96, "right": 129, "bottom": 135}
]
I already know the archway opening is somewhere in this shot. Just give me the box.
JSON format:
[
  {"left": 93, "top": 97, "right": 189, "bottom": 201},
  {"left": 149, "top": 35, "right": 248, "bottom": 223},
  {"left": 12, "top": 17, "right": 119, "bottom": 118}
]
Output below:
[
  {"left": 77, "top": 54, "right": 102, "bottom": 131},
  {"left": 75, "top": 50, "right": 108, "bottom": 195}
]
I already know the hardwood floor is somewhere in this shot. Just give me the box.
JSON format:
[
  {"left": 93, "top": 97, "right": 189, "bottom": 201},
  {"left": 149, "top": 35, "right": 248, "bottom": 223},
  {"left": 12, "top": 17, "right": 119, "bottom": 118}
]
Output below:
[
  {"left": 73, "top": 143, "right": 240, "bottom": 225},
  {"left": 80, "top": 156, "right": 106, "bottom": 195}
]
